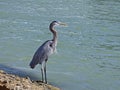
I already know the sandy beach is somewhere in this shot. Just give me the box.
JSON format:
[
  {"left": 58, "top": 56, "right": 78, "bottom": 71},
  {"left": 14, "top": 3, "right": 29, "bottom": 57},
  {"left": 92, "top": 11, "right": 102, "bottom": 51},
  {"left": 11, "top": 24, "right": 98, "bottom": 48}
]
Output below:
[{"left": 0, "top": 70, "right": 60, "bottom": 90}]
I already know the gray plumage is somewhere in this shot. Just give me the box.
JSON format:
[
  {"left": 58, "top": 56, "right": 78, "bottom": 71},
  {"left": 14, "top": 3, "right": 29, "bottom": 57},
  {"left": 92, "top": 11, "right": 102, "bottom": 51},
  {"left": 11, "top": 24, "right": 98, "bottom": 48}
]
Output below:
[
  {"left": 30, "top": 40, "right": 55, "bottom": 68},
  {"left": 29, "top": 21, "right": 66, "bottom": 84}
]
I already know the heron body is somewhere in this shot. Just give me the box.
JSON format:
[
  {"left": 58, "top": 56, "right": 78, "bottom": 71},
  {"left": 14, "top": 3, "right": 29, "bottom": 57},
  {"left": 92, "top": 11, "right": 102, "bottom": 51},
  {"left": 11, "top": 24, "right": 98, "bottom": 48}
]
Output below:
[
  {"left": 29, "top": 21, "right": 66, "bottom": 83},
  {"left": 30, "top": 40, "right": 55, "bottom": 68}
]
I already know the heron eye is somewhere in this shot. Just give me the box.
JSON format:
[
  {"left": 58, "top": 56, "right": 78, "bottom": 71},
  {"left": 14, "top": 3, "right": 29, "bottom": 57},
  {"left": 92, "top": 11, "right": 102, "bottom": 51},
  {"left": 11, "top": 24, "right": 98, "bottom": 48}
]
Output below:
[{"left": 49, "top": 44, "right": 52, "bottom": 47}]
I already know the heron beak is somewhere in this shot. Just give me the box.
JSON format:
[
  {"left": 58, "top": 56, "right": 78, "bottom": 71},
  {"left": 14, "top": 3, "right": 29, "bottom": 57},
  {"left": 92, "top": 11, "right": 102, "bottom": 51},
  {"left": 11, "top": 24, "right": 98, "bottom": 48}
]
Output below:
[{"left": 59, "top": 22, "right": 67, "bottom": 26}]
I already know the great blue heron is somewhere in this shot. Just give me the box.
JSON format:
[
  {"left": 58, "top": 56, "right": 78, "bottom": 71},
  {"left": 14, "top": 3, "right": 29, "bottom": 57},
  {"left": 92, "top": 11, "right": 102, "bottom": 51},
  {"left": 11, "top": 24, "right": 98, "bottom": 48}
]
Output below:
[{"left": 29, "top": 21, "right": 66, "bottom": 84}]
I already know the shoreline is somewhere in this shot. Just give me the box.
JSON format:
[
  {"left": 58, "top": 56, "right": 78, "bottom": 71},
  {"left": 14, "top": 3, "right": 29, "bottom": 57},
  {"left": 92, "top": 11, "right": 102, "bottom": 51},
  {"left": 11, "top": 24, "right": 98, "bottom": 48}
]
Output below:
[{"left": 0, "top": 70, "right": 60, "bottom": 90}]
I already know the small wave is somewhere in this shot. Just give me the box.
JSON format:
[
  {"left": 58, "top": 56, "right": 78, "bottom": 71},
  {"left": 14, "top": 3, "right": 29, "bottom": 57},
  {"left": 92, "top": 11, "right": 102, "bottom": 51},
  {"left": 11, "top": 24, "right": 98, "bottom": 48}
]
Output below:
[{"left": 0, "top": 36, "right": 23, "bottom": 40}]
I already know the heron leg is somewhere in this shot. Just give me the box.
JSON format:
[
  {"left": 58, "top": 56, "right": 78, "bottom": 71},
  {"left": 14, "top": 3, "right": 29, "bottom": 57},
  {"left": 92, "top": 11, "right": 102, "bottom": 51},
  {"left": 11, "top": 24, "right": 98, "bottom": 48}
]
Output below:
[
  {"left": 41, "top": 61, "right": 47, "bottom": 83},
  {"left": 44, "top": 62, "right": 47, "bottom": 84},
  {"left": 41, "top": 68, "right": 44, "bottom": 82},
  {"left": 41, "top": 61, "right": 45, "bottom": 83}
]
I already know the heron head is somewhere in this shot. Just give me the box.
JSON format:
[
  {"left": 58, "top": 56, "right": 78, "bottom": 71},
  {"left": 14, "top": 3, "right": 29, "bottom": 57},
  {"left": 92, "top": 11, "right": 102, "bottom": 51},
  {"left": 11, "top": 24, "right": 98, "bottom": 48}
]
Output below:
[{"left": 51, "top": 21, "right": 67, "bottom": 26}]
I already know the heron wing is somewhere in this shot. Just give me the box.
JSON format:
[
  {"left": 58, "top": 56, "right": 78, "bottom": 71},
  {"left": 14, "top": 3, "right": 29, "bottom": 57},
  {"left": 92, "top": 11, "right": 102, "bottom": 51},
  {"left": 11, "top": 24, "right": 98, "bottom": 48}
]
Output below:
[{"left": 29, "top": 40, "right": 53, "bottom": 68}]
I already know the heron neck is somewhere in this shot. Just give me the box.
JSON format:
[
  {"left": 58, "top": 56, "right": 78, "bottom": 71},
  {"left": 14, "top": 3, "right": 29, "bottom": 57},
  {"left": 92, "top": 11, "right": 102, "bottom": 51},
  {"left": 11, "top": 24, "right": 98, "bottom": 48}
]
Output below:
[{"left": 49, "top": 25, "right": 57, "bottom": 45}]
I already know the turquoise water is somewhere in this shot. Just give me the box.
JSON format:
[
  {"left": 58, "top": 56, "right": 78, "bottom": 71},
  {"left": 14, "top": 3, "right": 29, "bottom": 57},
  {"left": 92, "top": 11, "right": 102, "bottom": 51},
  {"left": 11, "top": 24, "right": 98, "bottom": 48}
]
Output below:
[{"left": 0, "top": 0, "right": 120, "bottom": 90}]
